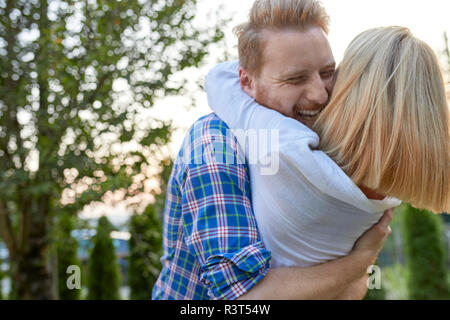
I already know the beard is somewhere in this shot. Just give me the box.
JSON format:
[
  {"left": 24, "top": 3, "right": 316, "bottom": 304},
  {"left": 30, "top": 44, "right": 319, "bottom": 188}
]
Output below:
[{"left": 253, "top": 85, "right": 330, "bottom": 129}]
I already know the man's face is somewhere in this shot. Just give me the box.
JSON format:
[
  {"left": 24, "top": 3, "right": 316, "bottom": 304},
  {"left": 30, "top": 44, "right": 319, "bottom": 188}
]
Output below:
[{"left": 240, "top": 27, "right": 336, "bottom": 128}]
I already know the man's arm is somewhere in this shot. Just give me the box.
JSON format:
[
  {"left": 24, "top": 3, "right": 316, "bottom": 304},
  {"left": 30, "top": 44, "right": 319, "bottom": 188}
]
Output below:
[
  {"left": 238, "top": 209, "right": 394, "bottom": 300},
  {"left": 180, "top": 117, "right": 272, "bottom": 300},
  {"left": 334, "top": 275, "right": 370, "bottom": 300}
]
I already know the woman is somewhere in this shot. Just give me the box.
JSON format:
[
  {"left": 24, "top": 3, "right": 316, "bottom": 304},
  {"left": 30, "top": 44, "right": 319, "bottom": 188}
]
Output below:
[{"left": 205, "top": 26, "right": 449, "bottom": 268}]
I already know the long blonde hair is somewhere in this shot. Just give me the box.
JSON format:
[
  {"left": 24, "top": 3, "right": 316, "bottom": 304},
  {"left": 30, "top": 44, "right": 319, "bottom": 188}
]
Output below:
[{"left": 313, "top": 26, "right": 450, "bottom": 213}]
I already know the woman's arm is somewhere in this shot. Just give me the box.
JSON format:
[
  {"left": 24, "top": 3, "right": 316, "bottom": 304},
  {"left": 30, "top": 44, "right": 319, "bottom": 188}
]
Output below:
[
  {"left": 205, "top": 61, "right": 314, "bottom": 136},
  {"left": 205, "top": 61, "right": 258, "bottom": 131}
]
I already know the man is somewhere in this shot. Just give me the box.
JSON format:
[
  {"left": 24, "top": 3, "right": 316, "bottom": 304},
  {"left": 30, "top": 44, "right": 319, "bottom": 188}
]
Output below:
[{"left": 152, "top": 0, "right": 394, "bottom": 300}]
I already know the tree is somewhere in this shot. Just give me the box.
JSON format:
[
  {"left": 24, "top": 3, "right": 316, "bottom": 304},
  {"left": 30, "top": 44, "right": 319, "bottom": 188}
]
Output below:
[
  {"left": 54, "top": 211, "right": 81, "bottom": 300},
  {"left": 128, "top": 160, "right": 170, "bottom": 299},
  {"left": 0, "top": 242, "right": 3, "bottom": 300},
  {"left": 0, "top": 0, "right": 226, "bottom": 299},
  {"left": 401, "top": 204, "right": 450, "bottom": 299},
  {"left": 128, "top": 204, "right": 163, "bottom": 300},
  {"left": 86, "top": 216, "right": 121, "bottom": 300}
]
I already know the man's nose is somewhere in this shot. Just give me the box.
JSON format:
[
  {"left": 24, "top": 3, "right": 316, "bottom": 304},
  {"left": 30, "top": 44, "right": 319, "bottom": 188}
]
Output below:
[{"left": 305, "top": 74, "right": 329, "bottom": 105}]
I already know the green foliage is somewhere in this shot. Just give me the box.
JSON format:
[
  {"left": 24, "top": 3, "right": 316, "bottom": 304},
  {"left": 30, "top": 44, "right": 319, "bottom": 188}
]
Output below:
[
  {"left": 382, "top": 263, "right": 409, "bottom": 300},
  {"left": 54, "top": 212, "right": 81, "bottom": 300},
  {"left": 364, "top": 287, "right": 386, "bottom": 300},
  {"left": 0, "top": 0, "right": 226, "bottom": 299},
  {"left": 128, "top": 205, "right": 163, "bottom": 300},
  {"left": 401, "top": 203, "right": 450, "bottom": 299},
  {"left": 128, "top": 160, "right": 170, "bottom": 300},
  {"left": 0, "top": 244, "right": 3, "bottom": 300},
  {"left": 87, "top": 216, "right": 121, "bottom": 300}
]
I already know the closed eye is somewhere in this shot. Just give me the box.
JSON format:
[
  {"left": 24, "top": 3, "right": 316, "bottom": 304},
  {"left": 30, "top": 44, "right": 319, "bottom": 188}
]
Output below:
[
  {"left": 286, "top": 76, "right": 307, "bottom": 84},
  {"left": 320, "top": 70, "right": 335, "bottom": 79}
]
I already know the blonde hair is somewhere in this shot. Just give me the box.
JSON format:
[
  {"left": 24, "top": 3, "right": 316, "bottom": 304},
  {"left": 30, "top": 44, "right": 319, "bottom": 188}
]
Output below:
[
  {"left": 235, "top": 0, "right": 329, "bottom": 76},
  {"left": 313, "top": 26, "right": 450, "bottom": 213}
]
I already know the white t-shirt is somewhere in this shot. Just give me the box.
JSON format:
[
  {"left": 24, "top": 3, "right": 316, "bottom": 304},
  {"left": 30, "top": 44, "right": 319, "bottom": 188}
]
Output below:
[{"left": 205, "top": 61, "right": 401, "bottom": 268}]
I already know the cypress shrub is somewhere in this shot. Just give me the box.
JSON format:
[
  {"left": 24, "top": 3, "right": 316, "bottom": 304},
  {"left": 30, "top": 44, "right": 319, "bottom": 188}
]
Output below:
[
  {"left": 364, "top": 286, "right": 386, "bottom": 300},
  {"left": 87, "top": 216, "right": 121, "bottom": 300},
  {"left": 0, "top": 244, "right": 3, "bottom": 300},
  {"left": 128, "top": 205, "right": 163, "bottom": 300},
  {"left": 401, "top": 203, "right": 450, "bottom": 299},
  {"left": 7, "top": 266, "right": 16, "bottom": 300},
  {"left": 55, "top": 213, "right": 81, "bottom": 300}
]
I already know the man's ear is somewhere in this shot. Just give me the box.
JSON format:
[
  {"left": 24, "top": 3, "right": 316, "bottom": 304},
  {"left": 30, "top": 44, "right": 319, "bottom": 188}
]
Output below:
[{"left": 239, "top": 67, "right": 256, "bottom": 99}]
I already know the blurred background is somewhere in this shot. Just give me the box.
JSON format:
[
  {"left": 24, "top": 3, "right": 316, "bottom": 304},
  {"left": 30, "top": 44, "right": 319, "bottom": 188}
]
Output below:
[{"left": 0, "top": 0, "right": 449, "bottom": 300}]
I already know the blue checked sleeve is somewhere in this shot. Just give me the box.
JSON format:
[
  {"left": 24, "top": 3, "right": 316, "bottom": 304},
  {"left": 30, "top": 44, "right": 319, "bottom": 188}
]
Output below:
[{"left": 181, "top": 160, "right": 272, "bottom": 300}]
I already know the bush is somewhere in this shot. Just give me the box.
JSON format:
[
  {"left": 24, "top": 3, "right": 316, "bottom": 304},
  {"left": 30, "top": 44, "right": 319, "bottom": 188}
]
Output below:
[
  {"left": 401, "top": 203, "right": 450, "bottom": 299},
  {"left": 0, "top": 247, "right": 3, "bottom": 300},
  {"left": 55, "top": 213, "right": 81, "bottom": 300},
  {"left": 383, "top": 263, "right": 409, "bottom": 300},
  {"left": 87, "top": 216, "right": 121, "bottom": 300},
  {"left": 128, "top": 205, "right": 163, "bottom": 300}
]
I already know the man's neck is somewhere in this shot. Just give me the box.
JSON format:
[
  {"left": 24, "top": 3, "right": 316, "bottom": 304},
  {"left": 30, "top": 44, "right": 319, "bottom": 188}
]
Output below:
[{"left": 359, "top": 185, "right": 385, "bottom": 200}]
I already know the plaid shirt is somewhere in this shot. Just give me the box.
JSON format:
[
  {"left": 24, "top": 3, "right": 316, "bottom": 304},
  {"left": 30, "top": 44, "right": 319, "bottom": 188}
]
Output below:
[{"left": 152, "top": 113, "right": 271, "bottom": 300}]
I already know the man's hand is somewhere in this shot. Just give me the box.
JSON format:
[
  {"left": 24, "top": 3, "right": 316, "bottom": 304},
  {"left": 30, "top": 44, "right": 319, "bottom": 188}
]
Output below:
[
  {"left": 238, "top": 208, "right": 396, "bottom": 300},
  {"left": 351, "top": 208, "right": 395, "bottom": 267},
  {"left": 333, "top": 208, "right": 395, "bottom": 300}
]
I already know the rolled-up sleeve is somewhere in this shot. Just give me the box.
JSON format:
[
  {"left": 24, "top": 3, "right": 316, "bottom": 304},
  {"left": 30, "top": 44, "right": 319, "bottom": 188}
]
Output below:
[
  {"left": 182, "top": 162, "right": 271, "bottom": 300},
  {"left": 199, "top": 242, "right": 271, "bottom": 299}
]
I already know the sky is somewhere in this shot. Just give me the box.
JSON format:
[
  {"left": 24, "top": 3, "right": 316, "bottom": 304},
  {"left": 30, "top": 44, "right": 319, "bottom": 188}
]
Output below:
[
  {"left": 83, "top": 0, "right": 450, "bottom": 221},
  {"left": 212, "top": 0, "right": 450, "bottom": 63}
]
